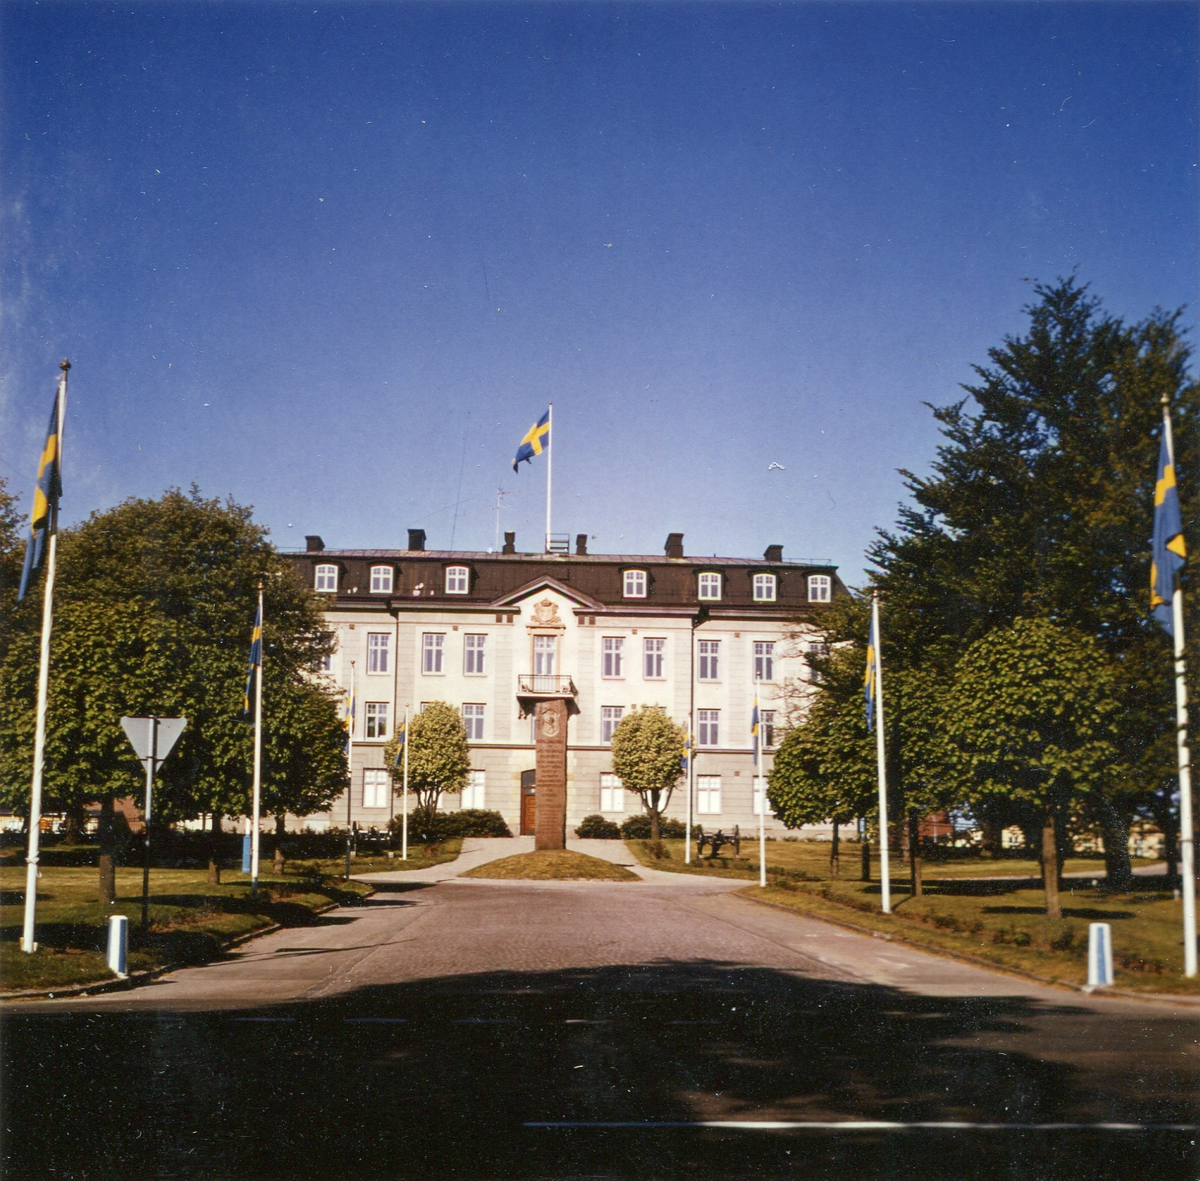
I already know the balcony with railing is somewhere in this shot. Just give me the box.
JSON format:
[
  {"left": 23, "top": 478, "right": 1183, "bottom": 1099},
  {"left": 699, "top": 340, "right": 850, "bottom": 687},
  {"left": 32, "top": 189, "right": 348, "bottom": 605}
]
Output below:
[{"left": 517, "top": 673, "right": 577, "bottom": 698}]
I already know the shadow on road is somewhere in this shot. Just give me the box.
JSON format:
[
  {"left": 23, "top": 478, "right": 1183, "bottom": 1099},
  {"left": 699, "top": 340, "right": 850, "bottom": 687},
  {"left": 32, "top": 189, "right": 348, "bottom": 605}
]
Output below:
[{"left": 3, "top": 961, "right": 1195, "bottom": 1180}]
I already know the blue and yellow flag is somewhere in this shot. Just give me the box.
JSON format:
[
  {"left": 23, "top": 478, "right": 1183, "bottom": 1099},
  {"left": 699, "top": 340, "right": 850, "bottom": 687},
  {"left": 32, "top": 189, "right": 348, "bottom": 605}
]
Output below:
[
  {"left": 513, "top": 409, "right": 550, "bottom": 473},
  {"left": 392, "top": 718, "right": 406, "bottom": 774},
  {"left": 17, "top": 397, "right": 62, "bottom": 601},
  {"left": 680, "top": 728, "right": 690, "bottom": 775},
  {"left": 751, "top": 694, "right": 760, "bottom": 768},
  {"left": 864, "top": 609, "right": 880, "bottom": 732},
  {"left": 343, "top": 684, "right": 356, "bottom": 753},
  {"left": 1151, "top": 429, "right": 1187, "bottom": 635},
  {"left": 243, "top": 603, "right": 262, "bottom": 716}
]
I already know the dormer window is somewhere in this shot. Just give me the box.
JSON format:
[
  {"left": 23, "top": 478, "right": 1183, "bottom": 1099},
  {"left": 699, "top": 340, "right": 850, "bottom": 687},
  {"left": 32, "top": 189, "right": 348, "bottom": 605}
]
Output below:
[
  {"left": 315, "top": 564, "right": 338, "bottom": 592},
  {"left": 698, "top": 572, "right": 722, "bottom": 601},
  {"left": 445, "top": 566, "right": 469, "bottom": 594},
  {"left": 623, "top": 569, "right": 647, "bottom": 598},
  {"left": 807, "top": 575, "right": 831, "bottom": 603},
  {"left": 370, "top": 566, "right": 393, "bottom": 594},
  {"left": 753, "top": 573, "right": 777, "bottom": 602}
]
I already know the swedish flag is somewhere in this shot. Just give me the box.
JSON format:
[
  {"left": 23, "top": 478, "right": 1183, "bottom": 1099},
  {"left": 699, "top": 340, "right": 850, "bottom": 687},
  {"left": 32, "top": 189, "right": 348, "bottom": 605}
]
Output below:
[
  {"left": 392, "top": 719, "right": 406, "bottom": 774},
  {"left": 864, "top": 608, "right": 880, "bottom": 732},
  {"left": 680, "top": 728, "right": 690, "bottom": 775},
  {"left": 17, "top": 398, "right": 62, "bottom": 601},
  {"left": 513, "top": 409, "right": 550, "bottom": 473},
  {"left": 343, "top": 685, "right": 356, "bottom": 753},
  {"left": 751, "top": 694, "right": 760, "bottom": 768},
  {"left": 243, "top": 604, "right": 262, "bottom": 716},
  {"left": 1151, "top": 430, "right": 1187, "bottom": 635}
]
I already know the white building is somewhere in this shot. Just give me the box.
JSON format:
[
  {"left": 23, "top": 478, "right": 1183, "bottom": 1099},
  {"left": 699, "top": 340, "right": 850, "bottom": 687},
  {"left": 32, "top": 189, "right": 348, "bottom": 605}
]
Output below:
[{"left": 286, "top": 529, "right": 845, "bottom": 837}]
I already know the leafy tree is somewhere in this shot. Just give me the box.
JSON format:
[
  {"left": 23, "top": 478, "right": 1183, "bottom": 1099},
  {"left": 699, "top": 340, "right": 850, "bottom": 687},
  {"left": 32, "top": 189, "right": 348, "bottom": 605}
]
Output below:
[
  {"left": 383, "top": 701, "right": 470, "bottom": 818},
  {"left": 610, "top": 707, "right": 687, "bottom": 842},
  {"left": 944, "top": 617, "right": 1117, "bottom": 918},
  {"left": 0, "top": 488, "right": 344, "bottom": 895}
]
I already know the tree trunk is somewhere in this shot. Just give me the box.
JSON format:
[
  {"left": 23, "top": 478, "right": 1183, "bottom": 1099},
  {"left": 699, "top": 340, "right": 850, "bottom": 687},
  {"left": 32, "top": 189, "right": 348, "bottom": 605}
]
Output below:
[
  {"left": 208, "top": 812, "right": 222, "bottom": 885},
  {"left": 63, "top": 804, "right": 86, "bottom": 846},
  {"left": 1097, "top": 797, "right": 1133, "bottom": 892},
  {"left": 830, "top": 821, "right": 839, "bottom": 879},
  {"left": 649, "top": 809, "right": 660, "bottom": 843},
  {"left": 275, "top": 813, "right": 286, "bottom": 837},
  {"left": 1042, "top": 813, "right": 1062, "bottom": 920},
  {"left": 860, "top": 836, "right": 871, "bottom": 882},
  {"left": 981, "top": 818, "right": 1002, "bottom": 857},
  {"left": 97, "top": 796, "right": 116, "bottom": 906},
  {"left": 909, "top": 810, "right": 923, "bottom": 898},
  {"left": 1160, "top": 810, "right": 1180, "bottom": 888},
  {"left": 273, "top": 844, "right": 284, "bottom": 875}
]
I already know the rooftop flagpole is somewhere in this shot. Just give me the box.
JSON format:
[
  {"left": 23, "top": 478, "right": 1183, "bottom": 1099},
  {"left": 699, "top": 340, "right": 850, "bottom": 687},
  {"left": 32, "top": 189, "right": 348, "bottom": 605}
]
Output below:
[
  {"left": 21, "top": 359, "right": 69, "bottom": 954},
  {"left": 545, "top": 401, "right": 553, "bottom": 553},
  {"left": 1160, "top": 395, "right": 1196, "bottom": 976}
]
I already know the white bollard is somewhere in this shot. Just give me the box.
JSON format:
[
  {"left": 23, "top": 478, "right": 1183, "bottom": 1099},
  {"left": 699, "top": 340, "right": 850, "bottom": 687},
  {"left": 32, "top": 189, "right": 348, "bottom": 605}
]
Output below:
[
  {"left": 106, "top": 914, "right": 128, "bottom": 979},
  {"left": 1087, "top": 921, "right": 1113, "bottom": 988}
]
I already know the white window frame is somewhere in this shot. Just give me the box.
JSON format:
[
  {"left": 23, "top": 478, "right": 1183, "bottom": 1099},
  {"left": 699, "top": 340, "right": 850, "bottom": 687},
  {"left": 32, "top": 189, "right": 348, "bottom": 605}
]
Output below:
[
  {"left": 319, "top": 652, "right": 333, "bottom": 673},
  {"left": 643, "top": 637, "right": 665, "bottom": 679},
  {"left": 761, "top": 709, "right": 776, "bottom": 749},
  {"left": 445, "top": 565, "right": 470, "bottom": 595},
  {"left": 422, "top": 632, "right": 444, "bottom": 674},
  {"left": 533, "top": 634, "right": 557, "bottom": 675},
  {"left": 462, "top": 769, "right": 485, "bottom": 810},
  {"left": 623, "top": 569, "right": 647, "bottom": 598},
  {"left": 753, "top": 641, "right": 775, "bottom": 683},
  {"left": 753, "top": 573, "right": 777, "bottom": 602},
  {"left": 315, "top": 564, "right": 338, "bottom": 593},
  {"left": 697, "top": 775, "right": 722, "bottom": 815},
  {"left": 602, "top": 636, "right": 624, "bottom": 678},
  {"left": 698, "top": 709, "right": 720, "bottom": 747},
  {"left": 599, "top": 773, "right": 624, "bottom": 813},
  {"left": 363, "top": 769, "right": 390, "bottom": 809},
  {"left": 366, "top": 632, "right": 391, "bottom": 675},
  {"left": 807, "top": 574, "right": 831, "bottom": 603},
  {"left": 464, "top": 634, "right": 487, "bottom": 675},
  {"left": 364, "top": 702, "right": 390, "bottom": 740},
  {"left": 462, "top": 703, "right": 485, "bottom": 741},
  {"left": 370, "top": 565, "right": 394, "bottom": 594},
  {"left": 698, "top": 572, "right": 721, "bottom": 601},
  {"left": 601, "top": 706, "right": 624, "bottom": 744},
  {"left": 698, "top": 639, "right": 720, "bottom": 681}
]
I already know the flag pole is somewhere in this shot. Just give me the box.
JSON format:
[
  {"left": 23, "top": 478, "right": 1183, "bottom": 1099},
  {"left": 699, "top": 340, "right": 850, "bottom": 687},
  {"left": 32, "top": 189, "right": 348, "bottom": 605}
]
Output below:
[
  {"left": 756, "top": 684, "right": 766, "bottom": 888},
  {"left": 250, "top": 580, "right": 264, "bottom": 897},
  {"left": 345, "top": 662, "right": 355, "bottom": 879},
  {"left": 1162, "top": 397, "right": 1196, "bottom": 976},
  {"left": 402, "top": 704, "right": 410, "bottom": 860},
  {"left": 873, "top": 591, "right": 892, "bottom": 914},
  {"left": 21, "top": 360, "right": 69, "bottom": 954},
  {"left": 545, "top": 401, "right": 553, "bottom": 552}
]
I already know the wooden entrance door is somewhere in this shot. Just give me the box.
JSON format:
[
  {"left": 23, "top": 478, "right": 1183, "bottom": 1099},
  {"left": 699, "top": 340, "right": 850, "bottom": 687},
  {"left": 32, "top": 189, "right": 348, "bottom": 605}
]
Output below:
[{"left": 520, "top": 770, "right": 536, "bottom": 835}]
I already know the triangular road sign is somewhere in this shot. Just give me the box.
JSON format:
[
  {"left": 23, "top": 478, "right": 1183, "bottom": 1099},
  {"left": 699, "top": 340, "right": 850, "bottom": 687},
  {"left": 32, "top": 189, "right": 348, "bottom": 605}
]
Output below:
[{"left": 121, "top": 716, "right": 187, "bottom": 766}]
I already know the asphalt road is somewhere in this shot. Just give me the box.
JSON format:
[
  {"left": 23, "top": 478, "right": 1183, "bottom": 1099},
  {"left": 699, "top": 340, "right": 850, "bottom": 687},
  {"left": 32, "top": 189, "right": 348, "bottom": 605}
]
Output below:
[{"left": 3, "top": 839, "right": 1197, "bottom": 1180}]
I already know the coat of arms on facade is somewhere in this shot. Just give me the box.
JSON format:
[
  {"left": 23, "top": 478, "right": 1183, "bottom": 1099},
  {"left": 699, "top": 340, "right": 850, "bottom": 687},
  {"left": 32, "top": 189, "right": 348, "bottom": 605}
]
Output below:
[{"left": 529, "top": 599, "right": 563, "bottom": 629}]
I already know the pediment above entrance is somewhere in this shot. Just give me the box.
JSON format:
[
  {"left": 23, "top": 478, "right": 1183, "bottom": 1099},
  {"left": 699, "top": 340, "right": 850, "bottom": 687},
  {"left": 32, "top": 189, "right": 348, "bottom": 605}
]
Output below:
[{"left": 490, "top": 575, "right": 605, "bottom": 614}]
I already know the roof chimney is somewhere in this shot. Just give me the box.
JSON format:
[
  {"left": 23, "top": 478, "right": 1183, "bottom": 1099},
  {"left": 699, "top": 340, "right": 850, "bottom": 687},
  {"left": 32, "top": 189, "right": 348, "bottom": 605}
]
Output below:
[
  {"left": 575, "top": 534, "right": 588, "bottom": 556},
  {"left": 407, "top": 528, "right": 426, "bottom": 552},
  {"left": 764, "top": 544, "right": 783, "bottom": 562},
  {"left": 305, "top": 535, "right": 324, "bottom": 552},
  {"left": 664, "top": 532, "right": 684, "bottom": 559},
  {"left": 502, "top": 531, "right": 516, "bottom": 554}
]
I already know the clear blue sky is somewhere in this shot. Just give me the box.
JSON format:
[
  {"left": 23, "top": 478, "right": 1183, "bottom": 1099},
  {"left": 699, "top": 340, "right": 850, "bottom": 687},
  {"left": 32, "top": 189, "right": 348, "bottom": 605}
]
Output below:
[{"left": 2, "top": 1, "right": 1196, "bottom": 582}]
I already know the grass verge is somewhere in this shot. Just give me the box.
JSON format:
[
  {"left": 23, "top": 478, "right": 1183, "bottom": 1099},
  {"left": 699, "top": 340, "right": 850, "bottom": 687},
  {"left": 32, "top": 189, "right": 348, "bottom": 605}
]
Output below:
[
  {"left": 461, "top": 851, "right": 640, "bottom": 881},
  {"left": 290, "top": 837, "right": 463, "bottom": 879},
  {"left": 624, "top": 838, "right": 1194, "bottom": 994},
  {"left": 0, "top": 865, "right": 372, "bottom": 994}
]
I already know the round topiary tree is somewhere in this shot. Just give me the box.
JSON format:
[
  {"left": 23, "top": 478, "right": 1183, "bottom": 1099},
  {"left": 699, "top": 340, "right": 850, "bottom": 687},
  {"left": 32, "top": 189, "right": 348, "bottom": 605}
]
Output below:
[{"left": 610, "top": 707, "right": 687, "bottom": 842}]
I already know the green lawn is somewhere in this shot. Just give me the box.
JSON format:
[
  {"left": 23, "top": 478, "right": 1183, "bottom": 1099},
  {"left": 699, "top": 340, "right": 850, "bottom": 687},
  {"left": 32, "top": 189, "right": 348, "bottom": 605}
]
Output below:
[
  {"left": 461, "top": 850, "right": 639, "bottom": 881},
  {"left": 625, "top": 838, "right": 1192, "bottom": 993},
  {"left": 0, "top": 863, "right": 372, "bottom": 993},
  {"left": 295, "top": 836, "right": 463, "bottom": 879}
]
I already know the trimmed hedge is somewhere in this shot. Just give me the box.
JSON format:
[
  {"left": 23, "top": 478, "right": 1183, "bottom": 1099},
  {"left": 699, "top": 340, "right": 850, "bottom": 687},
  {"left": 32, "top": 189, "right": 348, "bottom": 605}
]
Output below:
[
  {"left": 388, "top": 808, "right": 511, "bottom": 843},
  {"left": 575, "top": 814, "right": 621, "bottom": 839},
  {"left": 619, "top": 814, "right": 696, "bottom": 840}
]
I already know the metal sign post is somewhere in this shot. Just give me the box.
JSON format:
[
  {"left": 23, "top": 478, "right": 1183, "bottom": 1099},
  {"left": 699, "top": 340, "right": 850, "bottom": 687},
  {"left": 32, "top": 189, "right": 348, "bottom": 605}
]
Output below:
[{"left": 121, "top": 716, "right": 186, "bottom": 934}]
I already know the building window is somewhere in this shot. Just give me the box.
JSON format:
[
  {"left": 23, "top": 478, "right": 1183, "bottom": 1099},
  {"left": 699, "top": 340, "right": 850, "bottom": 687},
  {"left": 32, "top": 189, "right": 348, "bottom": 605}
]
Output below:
[
  {"left": 601, "top": 706, "right": 624, "bottom": 744},
  {"left": 753, "top": 573, "right": 777, "bottom": 602},
  {"left": 462, "top": 703, "right": 485, "bottom": 741},
  {"left": 643, "top": 637, "right": 665, "bottom": 679},
  {"left": 363, "top": 769, "right": 390, "bottom": 809},
  {"left": 698, "top": 572, "right": 721, "bottom": 601},
  {"left": 698, "top": 639, "right": 720, "bottom": 681},
  {"left": 761, "top": 710, "right": 776, "bottom": 749},
  {"left": 422, "top": 633, "right": 444, "bottom": 674},
  {"left": 697, "top": 775, "right": 722, "bottom": 814},
  {"left": 623, "top": 569, "right": 647, "bottom": 598},
  {"left": 698, "top": 709, "right": 720, "bottom": 747},
  {"left": 464, "top": 634, "right": 487, "bottom": 675},
  {"left": 364, "top": 702, "right": 390, "bottom": 739},
  {"left": 445, "top": 566, "right": 469, "bottom": 594},
  {"left": 319, "top": 652, "right": 333, "bottom": 673},
  {"left": 533, "top": 635, "right": 557, "bottom": 675},
  {"left": 600, "top": 773, "right": 624, "bottom": 813},
  {"left": 602, "top": 636, "right": 624, "bottom": 678},
  {"left": 808, "top": 574, "right": 831, "bottom": 603},
  {"left": 370, "top": 566, "right": 393, "bottom": 594},
  {"left": 754, "top": 641, "right": 775, "bottom": 682},
  {"left": 462, "top": 769, "right": 485, "bottom": 810},
  {"left": 367, "top": 632, "right": 391, "bottom": 674},
  {"left": 315, "top": 564, "right": 338, "bottom": 592}
]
